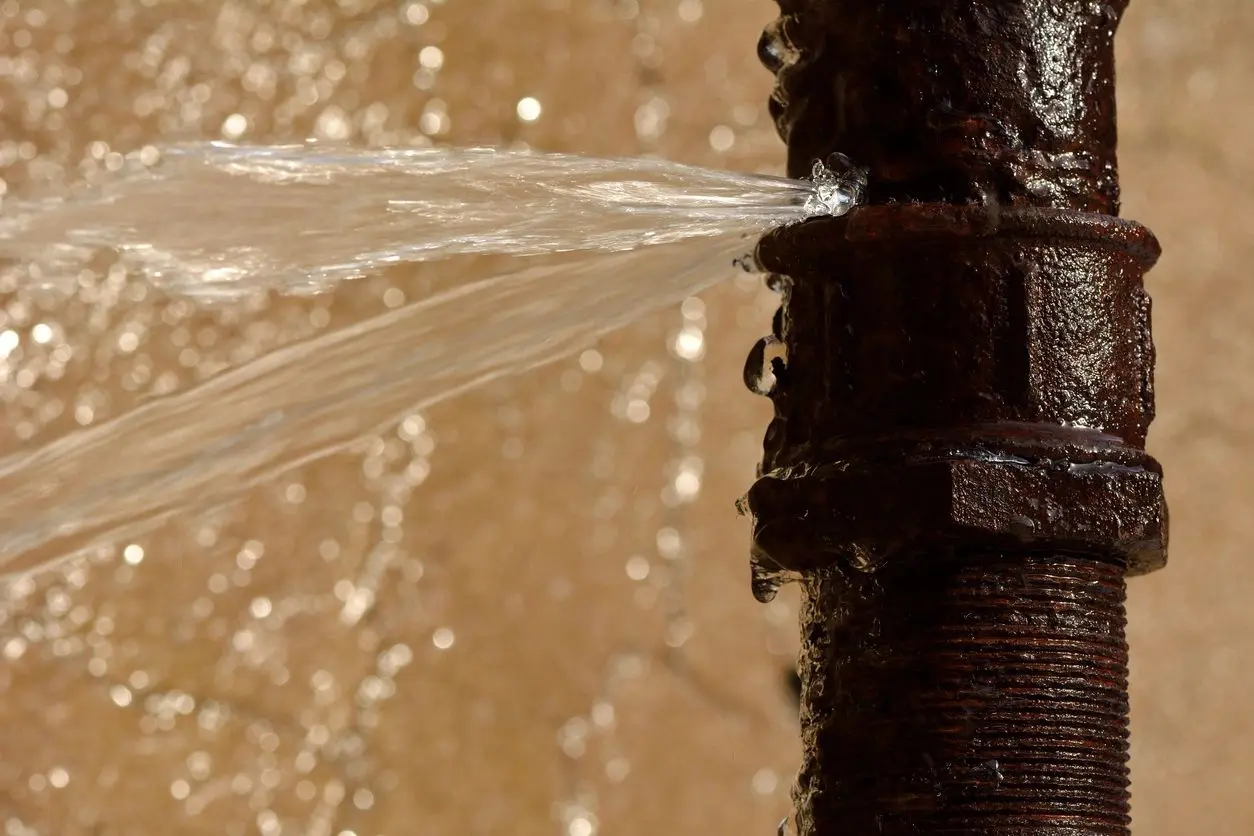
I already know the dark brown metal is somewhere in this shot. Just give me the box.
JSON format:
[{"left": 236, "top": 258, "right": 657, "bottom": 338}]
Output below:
[{"left": 742, "top": 2, "right": 1167, "bottom": 834}]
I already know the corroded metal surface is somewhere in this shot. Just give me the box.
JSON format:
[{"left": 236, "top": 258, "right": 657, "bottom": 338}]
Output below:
[
  {"left": 762, "top": 0, "right": 1128, "bottom": 211},
  {"left": 745, "top": 1, "right": 1167, "bottom": 833},
  {"left": 795, "top": 553, "right": 1132, "bottom": 835},
  {"left": 751, "top": 206, "right": 1167, "bottom": 579}
]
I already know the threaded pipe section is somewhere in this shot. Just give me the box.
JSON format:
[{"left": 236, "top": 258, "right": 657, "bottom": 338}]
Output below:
[{"left": 793, "top": 552, "right": 1130, "bottom": 835}]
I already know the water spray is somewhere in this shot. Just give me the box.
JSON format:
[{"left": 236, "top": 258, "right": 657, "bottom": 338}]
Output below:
[{"left": 0, "top": 145, "right": 862, "bottom": 576}]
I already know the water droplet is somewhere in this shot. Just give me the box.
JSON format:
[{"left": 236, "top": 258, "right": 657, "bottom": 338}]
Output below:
[
  {"left": 803, "top": 153, "right": 867, "bottom": 218},
  {"left": 432, "top": 627, "right": 455, "bottom": 649},
  {"left": 677, "top": 0, "right": 704, "bottom": 22},
  {"left": 749, "top": 548, "right": 799, "bottom": 604},
  {"left": 624, "top": 399, "right": 651, "bottom": 423},
  {"left": 516, "top": 96, "right": 542, "bottom": 122},
  {"left": 765, "top": 273, "right": 790, "bottom": 294},
  {"left": 402, "top": 2, "right": 430, "bottom": 25},
  {"left": 419, "top": 46, "right": 444, "bottom": 70},
  {"left": 757, "top": 19, "right": 797, "bottom": 74},
  {"left": 578, "top": 349, "right": 603, "bottom": 372},
  {"left": 743, "top": 336, "right": 787, "bottom": 397},
  {"left": 656, "top": 526, "right": 683, "bottom": 560},
  {"left": 751, "top": 568, "right": 781, "bottom": 604},
  {"left": 221, "top": 113, "right": 248, "bottom": 140},
  {"left": 709, "top": 125, "right": 735, "bottom": 152},
  {"left": 625, "top": 555, "right": 650, "bottom": 581},
  {"left": 671, "top": 326, "right": 705, "bottom": 361},
  {"left": 752, "top": 768, "right": 778, "bottom": 795}
]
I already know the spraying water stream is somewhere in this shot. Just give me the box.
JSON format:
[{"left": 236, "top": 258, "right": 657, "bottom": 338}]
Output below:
[{"left": 0, "top": 143, "right": 861, "bottom": 577}]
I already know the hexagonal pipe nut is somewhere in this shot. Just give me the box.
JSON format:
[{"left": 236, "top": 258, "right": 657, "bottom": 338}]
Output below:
[{"left": 742, "top": 454, "right": 1166, "bottom": 578}]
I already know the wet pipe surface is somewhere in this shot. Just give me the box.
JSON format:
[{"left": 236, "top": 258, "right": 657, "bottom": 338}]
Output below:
[{"left": 745, "top": 1, "right": 1164, "bottom": 833}]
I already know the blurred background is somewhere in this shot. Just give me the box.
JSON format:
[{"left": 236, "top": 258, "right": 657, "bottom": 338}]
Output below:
[{"left": 0, "top": 1, "right": 1249, "bottom": 834}]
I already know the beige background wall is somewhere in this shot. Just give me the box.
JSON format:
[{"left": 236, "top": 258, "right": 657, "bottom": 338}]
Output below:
[{"left": 0, "top": 1, "right": 1249, "bottom": 834}]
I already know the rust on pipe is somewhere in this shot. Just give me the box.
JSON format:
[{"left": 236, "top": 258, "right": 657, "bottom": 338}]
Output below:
[{"left": 741, "top": 2, "right": 1167, "bottom": 834}]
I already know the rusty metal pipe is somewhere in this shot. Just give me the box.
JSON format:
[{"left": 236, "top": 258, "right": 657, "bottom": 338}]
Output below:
[{"left": 742, "top": 2, "right": 1167, "bottom": 833}]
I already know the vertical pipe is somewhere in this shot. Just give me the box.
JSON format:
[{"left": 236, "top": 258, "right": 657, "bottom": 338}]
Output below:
[{"left": 743, "top": 3, "right": 1168, "bottom": 834}]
